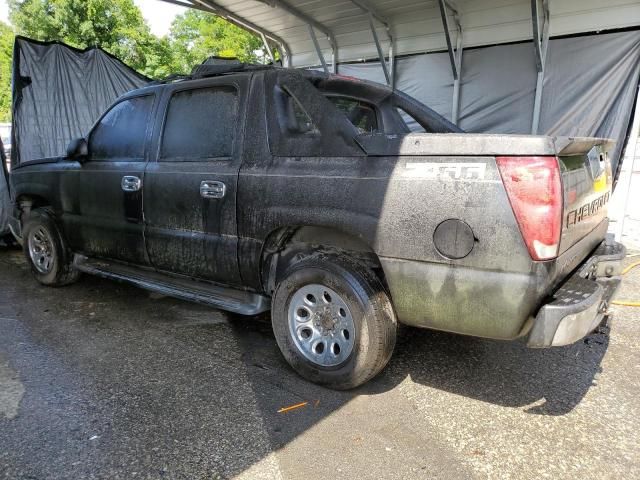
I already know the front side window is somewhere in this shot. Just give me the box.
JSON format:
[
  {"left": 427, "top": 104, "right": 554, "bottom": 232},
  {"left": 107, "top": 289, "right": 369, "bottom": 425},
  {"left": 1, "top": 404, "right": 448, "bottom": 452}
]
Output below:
[
  {"left": 327, "top": 96, "right": 378, "bottom": 133},
  {"left": 160, "top": 86, "right": 238, "bottom": 161},
  {"left": 90, "top": 95, "right": 153, "bottom": 161}
]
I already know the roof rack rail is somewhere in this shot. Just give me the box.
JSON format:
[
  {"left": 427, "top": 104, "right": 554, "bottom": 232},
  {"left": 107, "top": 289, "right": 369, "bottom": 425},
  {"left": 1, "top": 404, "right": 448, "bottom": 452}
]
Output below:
[
  {"left": 151, "top": 60, "right": 278, "bottom": 85},
  {"left": 148, "top": 73, "right": 191, "bottom": 85}
]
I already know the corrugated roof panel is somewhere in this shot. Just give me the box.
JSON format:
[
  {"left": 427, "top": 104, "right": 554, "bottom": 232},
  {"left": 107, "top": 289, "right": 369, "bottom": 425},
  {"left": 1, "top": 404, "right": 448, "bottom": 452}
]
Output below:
[{"left": 203, "top": 0, "right": 639, "bottom": 66}]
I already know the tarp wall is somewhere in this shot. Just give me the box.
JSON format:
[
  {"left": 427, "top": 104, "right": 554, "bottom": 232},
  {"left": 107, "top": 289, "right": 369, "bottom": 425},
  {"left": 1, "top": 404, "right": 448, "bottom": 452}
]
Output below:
[
  {"left": 11, "top": 37, "right": 149, "bottom": 166},
  {"left": 337, "top": 30, "right": 640, "bottom": 175},
  {"left": 10, "top": 30, "right": 640, "bottom": 175},
  {"left": 0, "top": 141, "right": 8, "bottom": 236}
]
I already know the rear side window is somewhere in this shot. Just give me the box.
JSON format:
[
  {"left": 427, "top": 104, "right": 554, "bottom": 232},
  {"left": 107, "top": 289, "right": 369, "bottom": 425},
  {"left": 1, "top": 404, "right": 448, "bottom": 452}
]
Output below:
[
  {"left": 160, "top": 86, "right": 238, "bottom": 161},
  {"left": 327, "top": 97, "right": 378, "bottom": 133},
  {"left": 274, "top": 85, "right": 319, "bottom": 136},
  {"left": 90, "top": 95, "right": 154, "bottom": 161}
]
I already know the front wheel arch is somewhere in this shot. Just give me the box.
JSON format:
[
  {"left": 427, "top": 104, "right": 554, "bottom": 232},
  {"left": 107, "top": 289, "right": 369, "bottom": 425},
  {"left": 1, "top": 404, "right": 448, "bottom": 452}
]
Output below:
[{"left": 22, "top": 207, "right": 80, "bottom": 286}]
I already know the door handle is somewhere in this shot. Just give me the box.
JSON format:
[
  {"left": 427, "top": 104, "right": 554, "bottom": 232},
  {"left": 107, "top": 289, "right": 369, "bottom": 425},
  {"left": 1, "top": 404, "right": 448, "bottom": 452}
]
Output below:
[
  {"left": 121, "top": 175, "right": 142, "bottom": 192},
  {"left": 200, "top": 180, "right": 226, "bottom": 199}
]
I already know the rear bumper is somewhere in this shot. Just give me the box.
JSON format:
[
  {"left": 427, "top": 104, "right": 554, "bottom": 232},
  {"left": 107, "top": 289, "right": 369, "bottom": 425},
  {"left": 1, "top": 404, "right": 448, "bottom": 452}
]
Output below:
[{"left": 526, "top": 235, "right": 625, "bottom": 347}]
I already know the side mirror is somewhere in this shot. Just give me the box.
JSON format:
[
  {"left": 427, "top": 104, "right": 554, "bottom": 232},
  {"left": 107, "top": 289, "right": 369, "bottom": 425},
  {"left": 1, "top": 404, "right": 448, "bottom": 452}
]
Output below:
[{"left": 66, "top": 138, "right": 88, "bottom": 161}]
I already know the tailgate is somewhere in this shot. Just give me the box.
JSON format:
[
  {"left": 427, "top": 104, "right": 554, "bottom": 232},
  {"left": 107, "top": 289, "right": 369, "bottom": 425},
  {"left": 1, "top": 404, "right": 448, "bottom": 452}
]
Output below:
[{"left": 555, "top": 137, "right": 615, "bottom": 254}]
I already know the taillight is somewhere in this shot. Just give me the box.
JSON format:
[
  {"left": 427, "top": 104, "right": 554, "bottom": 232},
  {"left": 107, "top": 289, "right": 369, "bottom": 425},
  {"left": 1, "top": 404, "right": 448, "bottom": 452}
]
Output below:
[{"left": 496, "top": 156, "right": 562, "bottom": 261}]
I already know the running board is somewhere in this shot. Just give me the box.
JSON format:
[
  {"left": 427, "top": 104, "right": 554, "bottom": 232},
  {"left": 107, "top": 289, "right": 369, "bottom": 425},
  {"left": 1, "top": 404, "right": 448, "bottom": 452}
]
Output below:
[{"left": 73, "top": 255, "right": 270, "bottom": 315}]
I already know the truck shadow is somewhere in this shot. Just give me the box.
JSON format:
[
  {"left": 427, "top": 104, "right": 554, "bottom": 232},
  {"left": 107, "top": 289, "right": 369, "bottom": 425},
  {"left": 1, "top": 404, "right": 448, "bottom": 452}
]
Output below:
[
  {"left": 0, "top": 250, "right": 609, "bottom": 479},
  {"left": 231, "top": 315, "right": 609, "bottom": 421},
  {"left": 374, "top": 324, "right": 609, "bottom": 416}
]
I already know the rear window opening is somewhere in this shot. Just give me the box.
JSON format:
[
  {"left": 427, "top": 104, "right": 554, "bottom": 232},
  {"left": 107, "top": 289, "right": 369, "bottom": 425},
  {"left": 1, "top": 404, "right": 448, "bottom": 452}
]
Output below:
[{"left": 326, "top": 96, "right": 378, "bottom": 134}]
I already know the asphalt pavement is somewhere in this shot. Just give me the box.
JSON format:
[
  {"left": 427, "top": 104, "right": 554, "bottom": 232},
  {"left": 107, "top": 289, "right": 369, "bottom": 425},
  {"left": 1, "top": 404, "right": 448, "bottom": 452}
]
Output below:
[{"left": 1, "top": 245, "right": 639, "bottom": 479}]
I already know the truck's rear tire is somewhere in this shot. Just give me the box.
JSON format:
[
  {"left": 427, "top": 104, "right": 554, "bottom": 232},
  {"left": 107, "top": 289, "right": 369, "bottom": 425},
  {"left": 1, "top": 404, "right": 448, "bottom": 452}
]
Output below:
[
  {"left": 22, "top": 208, "right": 80, "bottom": 286},
  {"left": 271, "top": 253, "right": 396, "bottom": 390}
]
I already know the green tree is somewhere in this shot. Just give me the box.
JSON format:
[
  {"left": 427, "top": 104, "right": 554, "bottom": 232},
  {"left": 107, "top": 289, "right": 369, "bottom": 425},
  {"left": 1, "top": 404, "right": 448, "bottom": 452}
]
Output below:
[
  {"left": 0, "top": 21, "right": 14, "bottom": 122},
  {"left": 168, "top": 9, "right": 263, "bottom": 75},
  {"left": 1, "top": 0, "right": 265, "bottom": 121},
  {"left": 8, "top": 0, "right": 173, "bottom": 78}
]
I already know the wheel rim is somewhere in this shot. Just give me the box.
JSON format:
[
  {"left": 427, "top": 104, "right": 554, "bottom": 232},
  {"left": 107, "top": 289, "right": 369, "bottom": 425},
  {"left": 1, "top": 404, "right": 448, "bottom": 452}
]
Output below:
[
  {"left": 28, "top": 226, "right": 55, "bottom": 274},
  {"left": 287, "top": 284, "right": 355, "bottom": 367}
]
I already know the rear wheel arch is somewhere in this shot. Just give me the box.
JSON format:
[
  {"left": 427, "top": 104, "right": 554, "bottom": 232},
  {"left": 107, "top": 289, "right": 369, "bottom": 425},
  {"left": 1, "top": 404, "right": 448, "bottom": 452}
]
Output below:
[{"left": 260, "top": 225, "right": 386, "bottom": 295}]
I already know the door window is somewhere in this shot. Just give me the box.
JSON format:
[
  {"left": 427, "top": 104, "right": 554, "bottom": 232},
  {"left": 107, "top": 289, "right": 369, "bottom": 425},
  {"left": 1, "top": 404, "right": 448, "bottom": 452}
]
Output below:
[
  {"left": 160, "top": 86, "right": 238, "bottom": 161},
  {"left": 89, "top": 95, "right": 154, "bottom": 161}
]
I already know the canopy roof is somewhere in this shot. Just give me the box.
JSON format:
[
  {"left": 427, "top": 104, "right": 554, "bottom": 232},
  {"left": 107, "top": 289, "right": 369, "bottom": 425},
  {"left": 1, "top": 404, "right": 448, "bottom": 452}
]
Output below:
[{"left": 159, "top": 0, "right": 640, "bottom": 71}]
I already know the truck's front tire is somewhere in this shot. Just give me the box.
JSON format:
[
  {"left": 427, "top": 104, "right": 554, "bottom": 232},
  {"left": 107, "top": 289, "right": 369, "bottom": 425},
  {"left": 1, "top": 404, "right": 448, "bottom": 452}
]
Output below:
[
  {"left": 22, "top": 208, "right": 80, "bottom": 286},
  {"left": 271, "top": 253, "right": 397, "bottom": 390}
]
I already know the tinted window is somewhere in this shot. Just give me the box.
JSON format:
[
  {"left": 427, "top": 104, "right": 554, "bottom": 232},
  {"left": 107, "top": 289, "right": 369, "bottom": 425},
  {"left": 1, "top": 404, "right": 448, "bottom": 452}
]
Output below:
[
  {"left": 90, "top": 96, "right": 153, "bottom": 161},
  {"left": 160, "top": 86, "right": 238, "bottom": 161},
  {"left": 275, "top": 86, "right": 318, "bottom": 136},
  {"left": 327, "top": 97, "right": 378, "bottom": 133}
]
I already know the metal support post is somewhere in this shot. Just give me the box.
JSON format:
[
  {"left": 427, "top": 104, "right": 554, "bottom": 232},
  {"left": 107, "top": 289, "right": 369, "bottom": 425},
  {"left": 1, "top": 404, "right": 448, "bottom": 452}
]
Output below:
[
  {"left": 308, "top": 25, "right": 329, "bottom": 74},
  {"left": 159, "top": 0, "right": 293, "bottom": 66},
  {"left": 349, "top": 0, "right": 394, "bottom": 86},
  {"left": 531, "top": 0, "right": 550, "bottom": 134},
  {"left": 438, "top": 0, "right": 463, "bottom": 124},
  {"left": 258, "top": 0, "right": 337, "bottom": 72},
  {"left": 615, "top": 87, "right": 640, "bottom": 241},
  {"left": 260, "top": 33, "right": 276, "bottom": 64},
  {"left": 369, "top": 13, "right": 391, "bottom": 85}
]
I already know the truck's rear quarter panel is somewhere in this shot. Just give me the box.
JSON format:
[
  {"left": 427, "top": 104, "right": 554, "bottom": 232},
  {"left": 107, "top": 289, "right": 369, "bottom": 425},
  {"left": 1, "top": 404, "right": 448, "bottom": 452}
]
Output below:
[
  {"left": 241, "top": 130, "right": 615, "bottom": 341},
  {"left": 241, "top": 151, "right": 548, "bottom": 340}
]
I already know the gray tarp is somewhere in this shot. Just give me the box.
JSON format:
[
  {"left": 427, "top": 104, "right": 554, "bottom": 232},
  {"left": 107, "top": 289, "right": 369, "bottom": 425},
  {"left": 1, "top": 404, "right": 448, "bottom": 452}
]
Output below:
[
  {"left": 0, "top": 142, "right": 8, "bottom": 237},
  {"left": 9, "top": 30, "right": 640, "bottom": 172},
  {"left": 5, "top": 31, "right": 637, "bottom": 236},
  {"left": 11, "top": 37, "right": 149, "bottom": 166},
  {"left": 540, "top": 32, "right": 640, "bottom": 168},
  {"left": 337, "top": 30, "right": 640, "bottom": 176}
]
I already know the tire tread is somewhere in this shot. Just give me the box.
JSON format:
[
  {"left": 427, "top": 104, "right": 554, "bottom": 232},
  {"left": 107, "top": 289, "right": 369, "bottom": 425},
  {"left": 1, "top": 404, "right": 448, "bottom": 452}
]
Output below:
[{"left": 272, "top": 251, "right": 397, "bottom": 390}]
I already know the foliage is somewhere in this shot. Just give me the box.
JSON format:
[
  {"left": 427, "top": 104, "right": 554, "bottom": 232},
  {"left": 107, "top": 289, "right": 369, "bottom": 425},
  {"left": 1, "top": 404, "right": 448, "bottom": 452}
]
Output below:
[
  {"left": 168, "top": 9, "right": 263, "bottom": 75},
  {"left": 7, "top": 0, "right": 264, "bottom": 77},
  {"left": 0, "top": 21, "right": 14, "bottom": 122},
  {"left": 8, "top": 0, "right": 175, "bottom": 78},
  {"left": 0, "top": 1, "right": 265, "bottom": 121}
]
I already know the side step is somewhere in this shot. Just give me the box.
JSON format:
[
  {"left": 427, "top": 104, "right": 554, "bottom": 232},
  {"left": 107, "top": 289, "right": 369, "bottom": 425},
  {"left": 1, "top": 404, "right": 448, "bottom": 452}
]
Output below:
[{"left": 73, "top": 255, "right": 270, "bottom": 315}]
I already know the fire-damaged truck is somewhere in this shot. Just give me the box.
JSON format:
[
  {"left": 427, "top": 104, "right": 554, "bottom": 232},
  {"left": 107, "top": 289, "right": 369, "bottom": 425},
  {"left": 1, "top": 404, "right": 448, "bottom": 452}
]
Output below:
[{"left": 9, "top": 66, "right": 625, "bottom": 389}]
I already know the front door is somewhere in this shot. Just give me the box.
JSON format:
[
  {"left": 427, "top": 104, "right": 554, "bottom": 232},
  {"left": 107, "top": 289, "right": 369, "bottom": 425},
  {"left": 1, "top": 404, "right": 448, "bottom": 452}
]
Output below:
[
  {"left": 143, "top": 78, "right": 245, "bottom": 286},
  {"left": 63, "top": 94, "right": 156, "bottom": 264}
]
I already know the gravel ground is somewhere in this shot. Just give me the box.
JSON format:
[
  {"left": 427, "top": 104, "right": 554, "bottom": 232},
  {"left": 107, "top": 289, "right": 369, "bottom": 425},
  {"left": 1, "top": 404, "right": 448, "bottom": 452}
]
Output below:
[{"left": 0, "top": 246, "right": 638, "bottom": 479}]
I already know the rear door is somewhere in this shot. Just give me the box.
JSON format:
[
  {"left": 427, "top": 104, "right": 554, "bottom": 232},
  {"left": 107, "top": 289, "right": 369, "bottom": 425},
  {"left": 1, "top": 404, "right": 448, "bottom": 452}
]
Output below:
[{"left": 143, "top": 77, "right": 246, "bottom": 286}]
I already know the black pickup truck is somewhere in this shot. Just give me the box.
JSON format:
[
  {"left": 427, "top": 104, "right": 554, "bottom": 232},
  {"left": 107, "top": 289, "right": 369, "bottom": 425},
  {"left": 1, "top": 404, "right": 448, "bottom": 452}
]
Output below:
[{"left": 9, "top": 66, "right": 625, "bottom": 389}]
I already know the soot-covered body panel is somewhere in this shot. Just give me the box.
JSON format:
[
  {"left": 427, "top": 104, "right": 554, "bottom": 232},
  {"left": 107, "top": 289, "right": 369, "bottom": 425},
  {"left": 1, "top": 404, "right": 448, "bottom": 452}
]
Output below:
[{"left": 10, "top": 67, "right": 620, "bottom": 342}]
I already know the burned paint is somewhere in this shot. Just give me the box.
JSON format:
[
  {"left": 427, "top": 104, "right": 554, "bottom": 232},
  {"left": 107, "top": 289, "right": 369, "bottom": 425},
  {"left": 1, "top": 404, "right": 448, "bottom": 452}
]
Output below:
[{"left": 8, "top": 67, "right": 617, "bottom": 343}]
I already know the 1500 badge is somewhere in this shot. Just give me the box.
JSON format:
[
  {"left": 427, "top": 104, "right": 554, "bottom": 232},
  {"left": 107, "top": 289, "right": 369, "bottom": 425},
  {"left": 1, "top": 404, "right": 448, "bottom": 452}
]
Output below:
[{"left": 566, "top": 192, "right": 610, "bottom": 227}]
